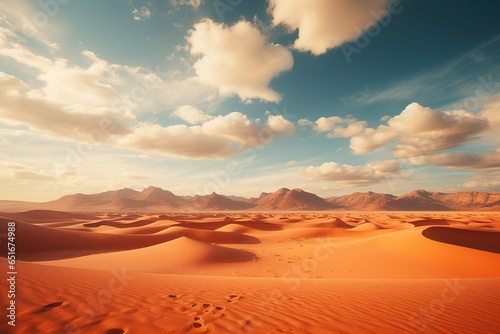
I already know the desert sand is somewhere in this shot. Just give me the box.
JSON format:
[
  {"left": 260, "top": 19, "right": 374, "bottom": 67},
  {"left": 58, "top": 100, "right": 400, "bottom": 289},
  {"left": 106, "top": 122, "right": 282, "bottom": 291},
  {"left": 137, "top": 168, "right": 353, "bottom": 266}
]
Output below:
[{"left": 1, "top": 210, "right": 500, "bottom": 333}]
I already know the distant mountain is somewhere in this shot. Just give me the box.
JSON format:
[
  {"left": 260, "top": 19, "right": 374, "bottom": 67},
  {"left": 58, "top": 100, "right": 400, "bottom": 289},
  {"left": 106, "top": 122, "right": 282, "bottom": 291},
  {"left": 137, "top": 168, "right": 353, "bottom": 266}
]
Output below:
[
  {"left": 432, "top": 191, "right": 500, "bottom": 210},
  {"left": 255, "top": 188, "right": 337, "bottom": 211},
  {"left": 226, "top": 195, "right": 258, "bottom": 204},
  {"left": 43, "top": 188, "right": 140, "bottom": 211},
  {"left": 391, "top": 190, "right": 451, "bottom": 211},
  {"left": 0, "top": 187, "right": 499, "bottom": 212},
  {"left": 327, "top": 191, "right": 397, "bottom": 211},
  {"left": 329, "top": 189, "right": 500, "bottom": 211},
  {"left": 132, "top": 186, "right": 187, "bottom": 208},
  {"left": 189, "top": 193, "right": 255, "bottom": 211}
]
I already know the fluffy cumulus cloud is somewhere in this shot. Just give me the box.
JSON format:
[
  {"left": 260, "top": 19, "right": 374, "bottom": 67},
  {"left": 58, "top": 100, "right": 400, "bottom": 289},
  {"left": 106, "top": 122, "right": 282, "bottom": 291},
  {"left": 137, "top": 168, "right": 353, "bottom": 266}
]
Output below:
[
  {"left": 188, "top": 19, "right": 293, "bottom": 102},
  {"left": 0, "top": 23, "right": 295, "bottom": 161},
  {"left": 172, "top": 105, "right": 214, "bottom": 124},
  {"left": 301, "top": 160, "right": 401, "bottom": 185},
  {"left": 0, "top": 72, "right": 131, "bottom": 141},
  {"left": 350, "top": 103, "right": 489, "bottom": 156},
  {"left": 269, "top": 0, "right": 389, "bottom": 55},
  {"left": 121, "top": 112, "right": 295, "bottom": 159},
  {"left": 314, "top": 116, "right": 366, "bottom": 138},
  {"left": 0, "top": 70, "right": 295, "bottom": 159},
  {"left": 267, "top": 114, "right": 296, "bottom": 135}
]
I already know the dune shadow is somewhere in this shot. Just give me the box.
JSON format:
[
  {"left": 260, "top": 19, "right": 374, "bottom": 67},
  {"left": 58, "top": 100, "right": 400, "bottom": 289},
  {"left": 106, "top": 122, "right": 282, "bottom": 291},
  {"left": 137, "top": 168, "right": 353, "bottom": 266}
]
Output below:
[
  {"left": 204, "top": 246, "right": 257, "bottom": 263},
  {"left": 173, "top": 220, "right": 283, "bottom": 232},
  {"left": 410, "top": 219, "right": 452, "bottom": 227},
  {"left": 422, "top": 227, "right": 500, "bottom": 254},
  {"left": 83, "top": 219, "right": 157, "bottom": 228}
]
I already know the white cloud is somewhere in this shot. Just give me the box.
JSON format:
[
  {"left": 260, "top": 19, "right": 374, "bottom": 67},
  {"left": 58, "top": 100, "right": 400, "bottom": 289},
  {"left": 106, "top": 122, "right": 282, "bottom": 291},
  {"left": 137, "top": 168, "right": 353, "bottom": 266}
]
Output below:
[
  {"left": 314, "top": 116, "right": 343, "bottom": 132},
  {"left": 314, "top": 116, "right": 366, "bottom": 138},
  {"left": 0, "top": 9, "right": 221, "bottom": 119},
  {"left": 332, "top": 121, "right": 367, "bottom": 138},
  {"left": 188, "top": 19, "right": 293, "bottom": 102},
  {"left": 269, "top": 0, "right": 389, "bottom": 55},
  {"left": 297, "top": 118, "right": 313, "bottom": 126},
  {"left": 120, "top": 112, "right": 295, "bottom": 159},
  {"left": 350, "top": 103, "right": 489, "bottom": 156},
  {"left": 267, "top": 114, "right": 295, "bottom": 135},
  {"left": 0, "top": 71, "right": 295, "bottom": 159},
  {"left": 37, "top": 52, "right": 118, "bottom": 106},
  {"left": 132, "top": 7, "right": 152, "bottom": 21},
  {"left": 0, "top": 9, "right": 298, "bottom": 164},
  {"left": 408, "top": 151, "right": 500, "bottom": 171},
  {"left": 172, "top": 105, "right": 214, "bottom": 124},
  {"left": 0, "top": 72, "right": 131, "bottom": 141},
  {"left": 120, "top": 123, "right": 235, "bottom": 159},
  {"left": 170, "top": 0, "right": 203, "bottom": 9},
  {"left": 301, "top": 160, "right": 401, "bottom": 185}
]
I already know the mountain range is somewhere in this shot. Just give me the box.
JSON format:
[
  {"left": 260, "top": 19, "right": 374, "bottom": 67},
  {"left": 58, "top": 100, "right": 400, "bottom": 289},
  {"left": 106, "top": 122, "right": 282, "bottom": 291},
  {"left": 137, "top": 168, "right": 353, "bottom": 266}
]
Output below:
[{"left": 0, "top": 186, "right": 499, "bottom": 212}]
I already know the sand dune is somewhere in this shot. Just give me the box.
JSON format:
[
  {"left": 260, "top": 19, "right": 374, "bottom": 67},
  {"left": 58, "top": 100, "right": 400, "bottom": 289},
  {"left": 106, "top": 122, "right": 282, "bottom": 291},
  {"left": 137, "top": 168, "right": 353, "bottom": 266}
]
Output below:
[
  {"left": 43, "top": 237, "right": 257, "bottom": 273},
  {"left": 1, "top": 211, "right": 499, "bottom": 333},
  {"left": 2, "top": 210, "right": 98, "bottom": 222}
]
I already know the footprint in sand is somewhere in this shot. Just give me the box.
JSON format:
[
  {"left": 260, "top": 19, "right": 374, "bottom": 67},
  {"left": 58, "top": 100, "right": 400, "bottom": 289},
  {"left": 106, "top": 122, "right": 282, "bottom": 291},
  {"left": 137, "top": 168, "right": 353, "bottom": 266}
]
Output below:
[
  {"left": 192, "top": 315, "right": 208, "bottom": 332},
  {"left": 227, "top": 295, "right": 240, "bottom": 303},
  {"left": 212, "top": 306, "right": 225, "bottom": 319},
  {"left": 105, "top": 329, "right": 128, "bottom": 334},
  {"left": 41, "top": 301, "right": 64, "bottom": 309},
  {"left": 35, "top": 301, "right": 65, "bottom": 313},
  {"left": 191, "top": 320, "right": 207, "bottom": 332}
]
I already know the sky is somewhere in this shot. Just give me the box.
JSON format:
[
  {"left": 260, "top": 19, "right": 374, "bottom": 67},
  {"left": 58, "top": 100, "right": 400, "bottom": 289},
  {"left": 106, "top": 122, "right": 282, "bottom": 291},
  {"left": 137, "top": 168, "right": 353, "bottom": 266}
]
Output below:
[{"left": 1, "top": 0, "right": 500, "bottom": 202}]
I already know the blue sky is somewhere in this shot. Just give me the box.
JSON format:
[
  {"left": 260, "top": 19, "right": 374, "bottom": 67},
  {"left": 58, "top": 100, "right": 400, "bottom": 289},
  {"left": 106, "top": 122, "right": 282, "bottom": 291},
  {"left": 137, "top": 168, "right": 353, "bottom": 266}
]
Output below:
[{"left": 0, "top": 0, "right": 499, "bottom": 201}]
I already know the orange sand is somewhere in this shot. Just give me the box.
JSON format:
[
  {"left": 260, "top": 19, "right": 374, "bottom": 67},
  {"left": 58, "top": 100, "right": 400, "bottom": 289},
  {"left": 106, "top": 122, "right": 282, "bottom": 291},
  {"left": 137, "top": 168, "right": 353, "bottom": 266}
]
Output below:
[{"left": 1, "top": 211, "right": 499, "bottom": 333}]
